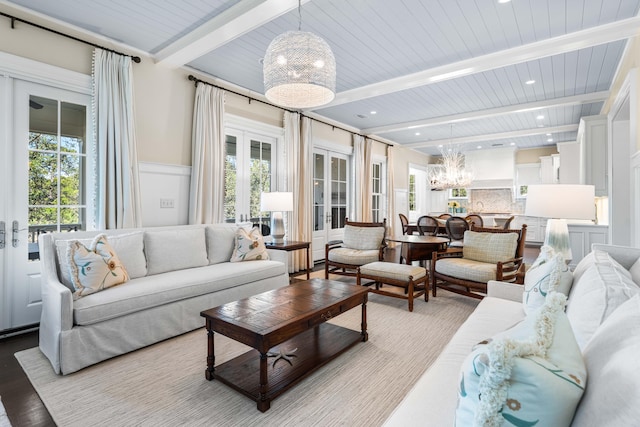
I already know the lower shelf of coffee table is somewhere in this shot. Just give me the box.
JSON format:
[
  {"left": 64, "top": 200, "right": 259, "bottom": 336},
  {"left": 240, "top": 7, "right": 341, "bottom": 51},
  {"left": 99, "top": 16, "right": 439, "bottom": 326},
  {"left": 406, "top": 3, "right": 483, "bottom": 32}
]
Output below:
[{"left": 213, "top": 322, "right": 363, "bottom": 405}]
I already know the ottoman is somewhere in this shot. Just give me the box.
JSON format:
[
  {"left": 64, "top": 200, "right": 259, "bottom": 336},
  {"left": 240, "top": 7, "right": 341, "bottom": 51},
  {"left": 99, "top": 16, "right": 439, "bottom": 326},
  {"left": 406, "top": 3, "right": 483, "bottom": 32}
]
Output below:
[{"left": 356, "top": 261, "right": 429, "bottom": 312}]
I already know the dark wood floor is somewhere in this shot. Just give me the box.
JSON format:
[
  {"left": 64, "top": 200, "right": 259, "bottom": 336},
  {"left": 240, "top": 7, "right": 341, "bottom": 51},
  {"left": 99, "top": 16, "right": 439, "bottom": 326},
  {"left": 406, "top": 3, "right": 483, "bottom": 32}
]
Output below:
[{"left": 0, "top": 245, "right": 539, "bottom": 427}]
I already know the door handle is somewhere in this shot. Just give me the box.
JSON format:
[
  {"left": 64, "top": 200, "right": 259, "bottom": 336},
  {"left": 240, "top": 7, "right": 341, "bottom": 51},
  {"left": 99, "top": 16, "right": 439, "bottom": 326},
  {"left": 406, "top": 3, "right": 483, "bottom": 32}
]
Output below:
[
  {"left": 12, "top": 220, "right": 27, "bottom": 248},
  {"left": 0, "top": 221, "right": 5, "bottom": 249}
]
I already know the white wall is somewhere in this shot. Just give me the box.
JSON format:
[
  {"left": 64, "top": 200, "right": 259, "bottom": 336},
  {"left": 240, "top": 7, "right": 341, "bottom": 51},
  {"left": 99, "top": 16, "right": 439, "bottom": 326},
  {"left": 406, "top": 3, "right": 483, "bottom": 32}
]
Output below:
[{"left": 138, "top": 163, "right": 191, "bottom": 226}]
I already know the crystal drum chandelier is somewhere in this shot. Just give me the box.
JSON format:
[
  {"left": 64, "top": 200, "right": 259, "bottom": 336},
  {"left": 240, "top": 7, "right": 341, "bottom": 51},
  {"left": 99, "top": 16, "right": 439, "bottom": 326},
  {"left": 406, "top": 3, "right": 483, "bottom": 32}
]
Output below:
[
  {"left": 263, "top": 1, "right": 336, "bottom": 109},
  {"left": 429, "top": 145, "right": 474, "bottom": 190}
]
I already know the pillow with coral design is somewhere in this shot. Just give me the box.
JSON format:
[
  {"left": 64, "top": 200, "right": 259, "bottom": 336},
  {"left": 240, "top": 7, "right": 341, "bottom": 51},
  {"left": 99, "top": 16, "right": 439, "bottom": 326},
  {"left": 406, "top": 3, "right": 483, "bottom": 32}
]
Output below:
[
  {"left": 68, "top": 234, "right": 129, "bottom": 299},
  {"left": 455, "top": 292, "right": 586, "bottom": 427},
  {"left": 230, "top": 226, "right": 270, "bottom": 262}
]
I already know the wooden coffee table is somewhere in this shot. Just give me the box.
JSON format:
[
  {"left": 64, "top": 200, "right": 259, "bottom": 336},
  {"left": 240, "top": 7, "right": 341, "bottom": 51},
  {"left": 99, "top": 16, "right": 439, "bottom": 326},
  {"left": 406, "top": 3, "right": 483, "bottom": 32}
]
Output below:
[{"left": 200, "top": 278, "right": 368, "bottom": 412}]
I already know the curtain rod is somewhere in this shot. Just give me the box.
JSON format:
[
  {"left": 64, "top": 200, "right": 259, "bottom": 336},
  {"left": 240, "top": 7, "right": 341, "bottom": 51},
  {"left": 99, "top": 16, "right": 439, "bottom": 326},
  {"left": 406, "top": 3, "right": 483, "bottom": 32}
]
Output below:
[
  {"left": 1, "top": 11, "right": 141, "bottom": 63},
  {"left": 187, "top": 75, "right": 392, "bottom": 147}
]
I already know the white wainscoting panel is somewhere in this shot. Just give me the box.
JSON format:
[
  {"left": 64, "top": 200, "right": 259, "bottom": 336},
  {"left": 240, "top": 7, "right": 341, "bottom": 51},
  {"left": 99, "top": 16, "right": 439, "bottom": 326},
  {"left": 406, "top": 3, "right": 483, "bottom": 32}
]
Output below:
[{"left": 139, "top": 162, "right": 191, "bottom": 227}]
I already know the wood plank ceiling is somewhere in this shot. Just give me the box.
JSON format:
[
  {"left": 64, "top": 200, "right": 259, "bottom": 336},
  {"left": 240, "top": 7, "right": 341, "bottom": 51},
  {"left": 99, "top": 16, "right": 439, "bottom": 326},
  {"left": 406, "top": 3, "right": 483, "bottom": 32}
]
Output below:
[{"left": 5, "top": 0, "right": 640, "bottom": 155}]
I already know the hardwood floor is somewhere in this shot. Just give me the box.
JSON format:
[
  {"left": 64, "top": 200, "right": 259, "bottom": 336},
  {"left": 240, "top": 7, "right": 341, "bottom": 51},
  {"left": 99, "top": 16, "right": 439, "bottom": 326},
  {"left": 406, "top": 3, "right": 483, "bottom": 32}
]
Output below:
[
  {"left": 0, "top": 331, "right": 54, "bottom": 426},
  {"left": 0, "top": 245, "right": 539, "bottom": 426}
]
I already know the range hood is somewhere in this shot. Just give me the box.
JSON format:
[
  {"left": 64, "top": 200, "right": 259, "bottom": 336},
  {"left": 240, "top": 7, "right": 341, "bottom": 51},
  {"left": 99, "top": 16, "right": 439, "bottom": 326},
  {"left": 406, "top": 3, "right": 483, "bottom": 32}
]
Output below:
[{"left": 468, "top": 179, "right": 514, "bottom": 189}]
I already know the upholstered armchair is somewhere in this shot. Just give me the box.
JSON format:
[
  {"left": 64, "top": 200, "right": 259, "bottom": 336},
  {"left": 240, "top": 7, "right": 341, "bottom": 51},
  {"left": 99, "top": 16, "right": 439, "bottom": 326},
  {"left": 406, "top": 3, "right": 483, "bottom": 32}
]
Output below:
[
  {"left": 431, "top": 224, "right": 527, "bottom": 299},
  {"left": 325, "top": 219, "right": 387, "bottom": 278}
]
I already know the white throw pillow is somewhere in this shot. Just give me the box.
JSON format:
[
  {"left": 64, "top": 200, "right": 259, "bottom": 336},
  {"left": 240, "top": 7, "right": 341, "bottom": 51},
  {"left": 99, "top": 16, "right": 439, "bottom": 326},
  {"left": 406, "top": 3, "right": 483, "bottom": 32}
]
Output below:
[
  {"left": 522, "top": 246, "right": 573, "bottom": 315},
  {"left": 205, "top": 224, "right": 237, "bottom": 265},
  {"left": 628, "top": 256, "right": 640, "bottom": 286},
  {"left": 456, "top": 293, "right": 586, "bottom": 427},
  {"left": 144, "top": 227, "right": 208, "bottom": 275},
  {"left": 230, "top": 226, "right": 269, "bottom": 262},
  {"left": 68, "top": 234, "right": 129, "bottom": 299},
  {"left": 572, "top": 295, "right": 640, "bottom": 425},
  {"left": 55, "top": 231, "right": 146, "bottom": 290},
  {"left": 566, "top": 257, "right": 640, "bottom": 349}
]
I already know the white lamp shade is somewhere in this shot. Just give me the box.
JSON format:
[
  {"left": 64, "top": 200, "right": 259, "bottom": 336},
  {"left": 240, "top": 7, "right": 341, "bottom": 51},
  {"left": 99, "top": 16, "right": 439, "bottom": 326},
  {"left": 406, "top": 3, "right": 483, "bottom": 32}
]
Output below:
[
  {"left": 260, "top": 192, "right": 294, "bottom": 212},
  {"left": 524, "top": 184, "right": 595, "bottom": 220}
]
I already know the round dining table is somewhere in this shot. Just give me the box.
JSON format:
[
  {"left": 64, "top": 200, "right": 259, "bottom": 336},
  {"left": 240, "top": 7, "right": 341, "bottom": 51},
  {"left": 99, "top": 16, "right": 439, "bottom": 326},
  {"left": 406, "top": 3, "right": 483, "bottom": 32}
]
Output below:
[{"left": 386, "top": 235, "right": 450, "bottom": 265}]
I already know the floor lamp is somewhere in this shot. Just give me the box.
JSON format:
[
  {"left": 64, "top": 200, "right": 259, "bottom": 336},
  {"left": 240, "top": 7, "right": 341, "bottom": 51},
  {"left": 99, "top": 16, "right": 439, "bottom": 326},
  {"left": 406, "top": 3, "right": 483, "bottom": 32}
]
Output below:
[
  {"left": 260, "top": 192, "right": 294, "bottom": 244},
  {"left": 524, "top": 184, "right": 596, "bottom": 262}
]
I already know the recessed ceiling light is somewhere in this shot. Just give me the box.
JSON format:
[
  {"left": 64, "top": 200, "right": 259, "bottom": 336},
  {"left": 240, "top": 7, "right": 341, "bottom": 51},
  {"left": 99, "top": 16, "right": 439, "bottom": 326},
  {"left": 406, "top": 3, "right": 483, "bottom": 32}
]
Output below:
[
  {"left": 477, "top": 145, "right": 482, "bottom": 149},
  {"left": 415, "top": 132, "right": 421, "bottom": 136},
  {"left": 510, "top": 142, "right": 516, "bottom": 146},
  {"left": 438, "top": 144, "right": 443, "bottom": 148},
  {"left": 525, "top": 79, "right": 535, "bottom": 85},
  {"left": 370, "top": 111, "right": 377, "bottom": 115},
  {"left": 546, "top": 133, "right": 552, "bottom": 136},
  {"left": 498, "top": 0, "right": 511, "bottom": 3},
  {"left": 536, "top": 115, "right": 544, "bottom": 120},
  {"left": 547, "top": 138, "right": 554, "bottom": 142}
]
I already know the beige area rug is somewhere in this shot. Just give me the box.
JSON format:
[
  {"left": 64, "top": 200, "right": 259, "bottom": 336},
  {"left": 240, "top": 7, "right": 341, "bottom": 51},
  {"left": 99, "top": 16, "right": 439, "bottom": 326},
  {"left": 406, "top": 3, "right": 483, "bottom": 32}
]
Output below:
[
  {"left": 0, "top": 396, "right": 11, "bottom": 427},
  {"left": 16, "top": 291, "right": 478, "bottom": 427}
]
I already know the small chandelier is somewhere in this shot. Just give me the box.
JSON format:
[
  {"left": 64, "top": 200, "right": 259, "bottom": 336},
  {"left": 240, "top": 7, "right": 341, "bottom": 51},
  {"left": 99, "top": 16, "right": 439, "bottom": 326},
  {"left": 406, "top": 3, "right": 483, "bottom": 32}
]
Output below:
[
  {"left": 429, "top": 125, "right": 474, "bottom": 190},
  {"left": 263, "top": 1, "right": 336, "bottom": 109}
]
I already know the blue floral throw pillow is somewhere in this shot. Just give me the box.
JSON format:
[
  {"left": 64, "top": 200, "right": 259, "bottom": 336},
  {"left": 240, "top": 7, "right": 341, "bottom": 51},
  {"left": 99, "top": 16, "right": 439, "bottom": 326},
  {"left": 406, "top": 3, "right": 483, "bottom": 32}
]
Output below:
[{"left": 68, "top": 234, "right": 129, "bottom": 299}]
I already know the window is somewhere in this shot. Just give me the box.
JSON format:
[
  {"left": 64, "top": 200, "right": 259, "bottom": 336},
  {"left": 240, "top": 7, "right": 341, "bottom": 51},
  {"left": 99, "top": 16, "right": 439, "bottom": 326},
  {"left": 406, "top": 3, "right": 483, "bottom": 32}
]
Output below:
[
  {"left": 224, "top": 130, "right": 275, "bottom": 225},
  {"left": 372, "top": 162, "right": 382, "bottom": 222},
  {"left": 409, "top": 174, "right": 416, "bottom": 211},
  {"left": 28, "top": 96, "right": 88, "bottom": 259},
  {"left": 449, "top": 188, "right": 468, "bottom": 199}
]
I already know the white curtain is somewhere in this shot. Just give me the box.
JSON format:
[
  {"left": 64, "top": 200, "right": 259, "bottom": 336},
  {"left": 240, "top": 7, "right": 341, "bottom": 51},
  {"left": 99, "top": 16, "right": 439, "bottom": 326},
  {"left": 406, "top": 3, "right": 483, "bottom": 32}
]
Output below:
[
  {"left": 353, "top": 135, "right": 373, "bottom": 221},
  {"left": 387, "top": 145, "right": 396, "bottom": 246},
  {"left": 93, "top": 48, "right": 142, "bottom": 229},
  {"left": 189, "top": 83, "right": 225, "bottom": 224},
  {"left": 284, "top": 112, "right": 313, "bottom": 273}
]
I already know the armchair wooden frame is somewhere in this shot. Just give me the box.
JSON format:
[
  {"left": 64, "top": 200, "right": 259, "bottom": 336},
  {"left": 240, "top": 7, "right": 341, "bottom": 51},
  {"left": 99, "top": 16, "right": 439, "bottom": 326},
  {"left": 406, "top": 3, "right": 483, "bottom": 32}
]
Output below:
[
  {"left": 431, "top": 224, "right": 527, "bottom": 299},
  {"left": 325, "top": 218, "right": 387, "bottom": 278}
]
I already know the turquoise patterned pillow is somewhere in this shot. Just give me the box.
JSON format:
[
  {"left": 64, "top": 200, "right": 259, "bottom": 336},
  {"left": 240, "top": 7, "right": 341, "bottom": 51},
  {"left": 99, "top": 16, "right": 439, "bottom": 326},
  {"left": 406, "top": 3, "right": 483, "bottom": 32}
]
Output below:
[
  {"left": 230, "top": 227, "right": 270, "bottom": 262},
  {"left": 68, "top": 234, "right": 129, "bottom": 299},
  {"left": 456, "top": 292, "right": 586, "bottom": 426}
]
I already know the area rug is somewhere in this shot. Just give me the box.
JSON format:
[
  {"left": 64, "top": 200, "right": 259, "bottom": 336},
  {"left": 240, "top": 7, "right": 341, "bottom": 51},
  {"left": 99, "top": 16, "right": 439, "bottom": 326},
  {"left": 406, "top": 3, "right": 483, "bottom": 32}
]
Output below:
[
  {"left": 16, "top": 292, "right": 478, "bottom": 427},
  {"left": 0, "top": 396, "right": 10, "bottom": 427}
]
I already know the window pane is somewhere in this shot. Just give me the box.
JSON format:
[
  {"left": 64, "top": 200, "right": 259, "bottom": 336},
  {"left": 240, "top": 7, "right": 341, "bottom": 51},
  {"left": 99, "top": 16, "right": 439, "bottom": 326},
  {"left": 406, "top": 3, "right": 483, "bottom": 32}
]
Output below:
[
  {"left": 29, "top": 207, "right": 57, "bottom": 227},
  {"left": 60, "top": 154, "right": 83, "bottom": 205},
  {"left": 60, "top": 207, "right": 84, "bottom": 227},
  {"left": 338, "top": 158, "right": 347, "bottom": 181},
  {"left": 29, "top": 151, "right": 57, "bottom": 205},
  {"left": 249, "top": 140, "right": 272, "bottom": 221},
  {"left": 224, "top": 135, "right": 238, "bottom": 221},
  {"left": 29, "top": 132, "right": 57, "bottom": 151},
  {"left": 61, "top": 101, "right": 86, "bottom": 153}
]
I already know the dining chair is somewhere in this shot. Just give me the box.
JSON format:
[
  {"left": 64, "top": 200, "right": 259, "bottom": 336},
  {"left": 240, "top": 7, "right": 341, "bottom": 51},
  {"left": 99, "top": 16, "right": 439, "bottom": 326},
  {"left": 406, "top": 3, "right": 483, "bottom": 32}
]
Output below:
[
  {"left": 416, "top": 215, "right": 439, "bottom": 236},
  {"left": 399, "top": 213, "right": 410, "bottom": 235},
  {"left": 445, "top": 216, "right": 469, "bottom": 248},
  {"left": 464, "top": 214, "right": 483, "bottom": 228},
  {"left": 502, "top": 215, "right": 515, "bottom": 229},
  {"left": 437, "top": 213, "right": 452, "bottom": 220}
]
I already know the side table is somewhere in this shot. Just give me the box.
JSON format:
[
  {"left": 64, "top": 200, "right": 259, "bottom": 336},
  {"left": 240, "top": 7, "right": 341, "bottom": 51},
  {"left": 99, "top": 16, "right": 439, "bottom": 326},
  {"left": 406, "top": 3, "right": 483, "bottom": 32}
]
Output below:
[{"left": 265, "top": 240, "right": 311, "bottom": 280}]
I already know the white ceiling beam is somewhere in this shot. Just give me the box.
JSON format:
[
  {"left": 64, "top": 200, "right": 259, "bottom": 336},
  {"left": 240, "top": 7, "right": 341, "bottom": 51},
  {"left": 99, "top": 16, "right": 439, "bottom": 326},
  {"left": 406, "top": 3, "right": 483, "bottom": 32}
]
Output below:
[
  {"left": 321, "top": 16, "right": 640, "bottom": 109},
  {"left": 404, "top": 124, "right": 579, "bottom": 149},
  {"left": 363, "top": 91, "right": 609, "bottom": 135},
  {"left": 155, "top": 0, "right": 311, "bottom": 68}
]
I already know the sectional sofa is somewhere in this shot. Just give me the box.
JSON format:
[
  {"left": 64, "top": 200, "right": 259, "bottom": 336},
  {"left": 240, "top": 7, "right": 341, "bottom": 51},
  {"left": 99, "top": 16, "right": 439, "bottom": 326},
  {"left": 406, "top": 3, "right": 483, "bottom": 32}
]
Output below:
[
  {"left": 385, "top": 244, "right": 640, "bottom": 426},
  {"left": 38, "top": 224, "right": 289, "bottom": 375}
]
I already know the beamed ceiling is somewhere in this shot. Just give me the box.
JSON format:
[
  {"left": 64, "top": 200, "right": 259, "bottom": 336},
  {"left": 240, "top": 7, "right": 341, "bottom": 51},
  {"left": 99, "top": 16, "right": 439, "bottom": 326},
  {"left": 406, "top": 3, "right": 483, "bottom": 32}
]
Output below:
[{"left": 4, "top": 0, "right": 640, "bottom": 155}]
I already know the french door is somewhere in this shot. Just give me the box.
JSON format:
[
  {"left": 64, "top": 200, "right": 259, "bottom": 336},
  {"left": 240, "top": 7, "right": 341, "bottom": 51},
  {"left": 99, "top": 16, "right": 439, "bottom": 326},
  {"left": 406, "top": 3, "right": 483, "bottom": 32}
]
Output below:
[
  {"left": 1, "top": 79, "right": 92, "bottom": 331},
  {"left": 224, "top": 127, "right": 276, "bottom": 227},
  {"left": 312, "top": 149, "right": 349, "bottom": 261}
]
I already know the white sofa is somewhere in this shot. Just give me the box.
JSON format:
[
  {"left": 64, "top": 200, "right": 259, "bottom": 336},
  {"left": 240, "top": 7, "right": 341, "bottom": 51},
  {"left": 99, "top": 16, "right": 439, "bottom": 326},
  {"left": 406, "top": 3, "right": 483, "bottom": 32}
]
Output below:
[
  {"left": 39, "top": 224, "right": 290, "bottom": 375},
  {"left": 385, "top": 244, "right": 640, "bottom": 426}
]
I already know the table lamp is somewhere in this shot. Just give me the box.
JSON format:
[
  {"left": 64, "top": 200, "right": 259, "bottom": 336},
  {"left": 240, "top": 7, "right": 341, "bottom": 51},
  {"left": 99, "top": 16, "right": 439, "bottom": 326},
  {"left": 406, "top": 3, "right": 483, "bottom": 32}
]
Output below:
[
  {"left": 260, "top": 192, "right": 293, "bottom": 244},
  {"left": 524, "top": 184, "right": 595, "bottom": 261}
]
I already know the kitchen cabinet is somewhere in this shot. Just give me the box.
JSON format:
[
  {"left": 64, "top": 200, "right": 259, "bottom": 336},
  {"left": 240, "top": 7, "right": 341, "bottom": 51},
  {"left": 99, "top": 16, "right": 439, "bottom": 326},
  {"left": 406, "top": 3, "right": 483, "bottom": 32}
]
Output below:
[
  {"left": 557, "top": 141, "right": 581, "bottom": 184},
  {"left": 513, "top": 215, "right": 542, "bottom": 243},
  {"left": 567, "top": 224, "right": 609, "bottom": 269},
  {"left": 577, "top": 115, "right": 607, "bottom": 196},
  {"left": 540, "top": 155, "right": 559, "bottom": 184}
]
